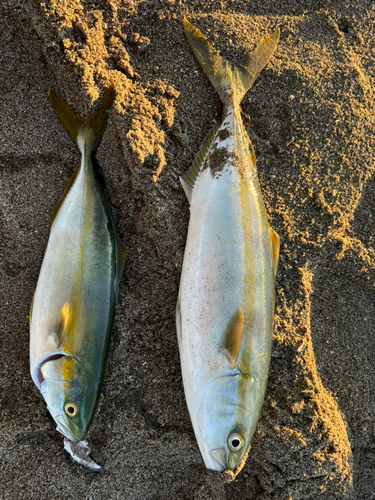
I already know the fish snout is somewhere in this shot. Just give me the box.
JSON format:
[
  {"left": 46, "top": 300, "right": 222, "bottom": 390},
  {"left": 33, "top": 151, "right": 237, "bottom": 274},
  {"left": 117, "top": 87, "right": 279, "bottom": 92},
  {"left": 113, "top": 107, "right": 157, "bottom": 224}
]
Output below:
[{"left": 210, "top": 447, "right": 227, "bottom": 471}]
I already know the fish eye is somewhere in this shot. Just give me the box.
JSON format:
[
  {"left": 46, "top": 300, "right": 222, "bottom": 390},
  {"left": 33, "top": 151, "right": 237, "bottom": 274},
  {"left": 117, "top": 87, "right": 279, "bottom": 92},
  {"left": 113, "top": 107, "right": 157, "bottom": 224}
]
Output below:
[
  {"left": 228, "top": 433, "right": 244, "bottom": 452},
  {"left": 64, "top": 402, "right": 78, "bottom": 417}
]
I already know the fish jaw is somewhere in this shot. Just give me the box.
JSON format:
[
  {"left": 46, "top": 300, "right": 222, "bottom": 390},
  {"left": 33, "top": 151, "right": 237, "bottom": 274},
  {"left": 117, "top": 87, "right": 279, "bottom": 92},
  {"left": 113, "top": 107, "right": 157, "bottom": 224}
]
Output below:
[
  {"left": 193, "top": 406, "right": 227, "bottom": 471},
  {"left": 63, "top": 438, "right": 101, "bottom": 470},
  {"left": 209, "top": 448, "right": 227, "bottom": 471},
  {"left": 55, "top": 414, "right": 82, "bottom": 443}
]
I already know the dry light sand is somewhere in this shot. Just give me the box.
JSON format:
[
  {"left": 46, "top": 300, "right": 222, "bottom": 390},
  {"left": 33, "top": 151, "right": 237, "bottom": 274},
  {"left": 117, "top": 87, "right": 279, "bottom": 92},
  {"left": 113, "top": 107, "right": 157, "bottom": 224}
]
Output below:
[{"left": 1, "top": 0, "right": 375, "bottom": 498}]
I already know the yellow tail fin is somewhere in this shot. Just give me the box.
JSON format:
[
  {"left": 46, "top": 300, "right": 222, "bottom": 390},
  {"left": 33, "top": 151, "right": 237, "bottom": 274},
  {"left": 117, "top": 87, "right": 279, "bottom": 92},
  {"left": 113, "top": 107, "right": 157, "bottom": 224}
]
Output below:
[
  {"left": 48, "top": 83, "right": 115, "bottom": 153},
  {"left": 183, "top": 18, "right": 279, "bottom": 105}
]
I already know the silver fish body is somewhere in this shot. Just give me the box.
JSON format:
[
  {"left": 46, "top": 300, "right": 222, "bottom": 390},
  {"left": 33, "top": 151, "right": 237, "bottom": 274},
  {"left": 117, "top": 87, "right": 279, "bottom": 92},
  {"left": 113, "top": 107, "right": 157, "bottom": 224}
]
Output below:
[
  {"left": 30, "top": 85, "right": 125, "bottom": 469},
  {"left": 177, "top": 19, "right": 280, "bottom": 474}
]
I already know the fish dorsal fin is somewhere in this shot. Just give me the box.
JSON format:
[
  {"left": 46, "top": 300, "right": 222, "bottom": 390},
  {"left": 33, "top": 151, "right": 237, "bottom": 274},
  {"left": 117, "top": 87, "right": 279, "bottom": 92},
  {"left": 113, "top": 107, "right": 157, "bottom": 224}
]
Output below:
[
  {"left": 51, "top": 164, "right": 80, "bottom": 225},
  {"left": 101, "top": 188, "right": 126, "bottom": 302},
  {"left": 268, "top": 226, "right": 280, "bottom": 279},
  {"left": 180, "top": 122, "right": 220, "bottom": 203},
  {"left": 54, "top": 302, "right": 70, "bottom": 346},
  {"left": 115, "top": 235, "right": 126, "bottom": 302},
  {"left": 219, "top": 306, "right": 244, "bottom": 369}
]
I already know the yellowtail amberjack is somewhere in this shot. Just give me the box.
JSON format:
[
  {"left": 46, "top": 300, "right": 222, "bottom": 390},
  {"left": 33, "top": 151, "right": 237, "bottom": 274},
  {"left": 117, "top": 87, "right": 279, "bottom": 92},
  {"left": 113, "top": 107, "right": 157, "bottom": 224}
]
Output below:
[
  {"left": 30, "top": 84, "right": 126, "bottom": 469},
  {"left": 176, "top": 19, "right": 280, "bottom": 476}
]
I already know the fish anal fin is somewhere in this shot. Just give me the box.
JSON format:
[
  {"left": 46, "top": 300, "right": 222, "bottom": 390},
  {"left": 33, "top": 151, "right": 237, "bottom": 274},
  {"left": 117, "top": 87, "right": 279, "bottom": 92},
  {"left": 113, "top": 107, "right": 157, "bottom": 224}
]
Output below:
[
  {"left": 51, "top": 164, "right": 80, "bottom": 225},
  {"left": 30, "top": 292, "right": 35, "bottom": 325},
  {"left": 176, "top": 295, "right": 182, "bottom": 342},
  {"left": 219, "top": 306, "right": 244, "bottom": 369},
  {"left": 180, "top": 122, "right": 220, "bottom": 203},
  {"left": 268, "top": 226, "right": 280, "bottom": 279},
  {"left": 100, "top": 188, "right": 126, "bottom": 302},
  {"left": 115, "top": 235, "right": 126, "bottom": 301}
]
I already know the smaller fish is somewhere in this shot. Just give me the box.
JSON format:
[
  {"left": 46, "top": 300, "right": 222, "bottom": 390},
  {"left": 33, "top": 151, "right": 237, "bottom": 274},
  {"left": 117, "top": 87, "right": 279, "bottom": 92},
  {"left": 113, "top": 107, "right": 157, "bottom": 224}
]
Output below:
[{"left": 30, "top": 84, "right": 126, "bottom": 469}]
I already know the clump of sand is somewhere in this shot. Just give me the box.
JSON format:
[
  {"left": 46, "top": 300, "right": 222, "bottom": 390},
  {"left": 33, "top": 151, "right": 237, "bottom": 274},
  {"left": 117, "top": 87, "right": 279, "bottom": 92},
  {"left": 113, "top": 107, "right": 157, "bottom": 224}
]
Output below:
[{"left": 37, "top": 0, "right": 180, "bottom": 181}]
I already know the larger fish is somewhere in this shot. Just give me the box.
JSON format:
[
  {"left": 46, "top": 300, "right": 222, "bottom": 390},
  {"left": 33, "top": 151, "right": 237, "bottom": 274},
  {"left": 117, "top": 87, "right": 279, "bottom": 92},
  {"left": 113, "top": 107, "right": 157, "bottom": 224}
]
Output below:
[
  {"left": 176, "top": 19, "right": 280, "bottom": 476},
  {"left": 29, "top": 84, "right": 126, "bottom": 469}
]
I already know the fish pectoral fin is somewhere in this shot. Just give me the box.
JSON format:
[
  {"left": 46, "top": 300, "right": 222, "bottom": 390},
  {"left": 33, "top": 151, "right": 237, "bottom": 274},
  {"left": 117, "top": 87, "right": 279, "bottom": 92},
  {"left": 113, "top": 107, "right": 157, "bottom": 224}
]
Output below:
[
  {"left": 268, "top": 226, "right": 280, "bottom": 279},
  {"left": 180, "top": 122, "right": 220, "bottom": 203},
  {"left": 219, "top": 306, "right": 244, "bottom": 369},
  {"left": 53, "top": 302, "right": 70, "bottom": 346}
]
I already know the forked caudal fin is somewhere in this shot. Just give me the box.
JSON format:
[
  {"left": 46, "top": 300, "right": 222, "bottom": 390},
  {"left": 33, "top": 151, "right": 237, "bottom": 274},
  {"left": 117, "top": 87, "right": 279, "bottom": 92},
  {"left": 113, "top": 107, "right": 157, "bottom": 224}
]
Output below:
[
  {"left": 48, "top": 84, "right": 116, "bottom": 224},
  {"left": 48, "top": 83, "right": 116, "bottom": 154},
  {"left": 183, "top": 18, "right": 279, "bottom": 106}
]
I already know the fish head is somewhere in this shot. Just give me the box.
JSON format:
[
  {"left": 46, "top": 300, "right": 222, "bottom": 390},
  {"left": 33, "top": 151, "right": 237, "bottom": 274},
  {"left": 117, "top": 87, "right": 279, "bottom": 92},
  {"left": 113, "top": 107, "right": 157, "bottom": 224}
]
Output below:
[
  {"left": 195, "top": 373, "right": 260, "bottom": 471},
  {"left": 39, "top": 355, "right": 98, "bottom": 443}
]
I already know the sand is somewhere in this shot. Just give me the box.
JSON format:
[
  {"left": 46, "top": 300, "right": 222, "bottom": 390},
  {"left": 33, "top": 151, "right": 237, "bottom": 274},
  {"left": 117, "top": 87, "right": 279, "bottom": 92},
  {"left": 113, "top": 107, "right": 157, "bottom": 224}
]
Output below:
[{"left": 1, "top": 0, "right": 374, "bottom": 498}]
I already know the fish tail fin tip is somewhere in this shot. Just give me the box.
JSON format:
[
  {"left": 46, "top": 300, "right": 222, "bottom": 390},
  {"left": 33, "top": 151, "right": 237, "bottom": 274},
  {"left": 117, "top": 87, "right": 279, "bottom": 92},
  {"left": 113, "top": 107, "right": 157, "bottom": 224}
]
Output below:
[
  {"left": 48, "top": 83, "right": 116, "bottom": 153},
  {"left": 235, "top": 29, "right": 279, "bottom": 101},
  {"left": 183, "top": 18, "right": 279, "bottom": 104}
]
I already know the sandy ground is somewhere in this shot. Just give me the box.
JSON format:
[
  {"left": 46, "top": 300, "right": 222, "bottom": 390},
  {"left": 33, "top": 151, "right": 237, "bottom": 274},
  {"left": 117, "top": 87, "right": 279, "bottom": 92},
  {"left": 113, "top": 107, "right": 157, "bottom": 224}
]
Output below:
[{"left": 1, "top": 0, "right": 375, "bottom": 498}]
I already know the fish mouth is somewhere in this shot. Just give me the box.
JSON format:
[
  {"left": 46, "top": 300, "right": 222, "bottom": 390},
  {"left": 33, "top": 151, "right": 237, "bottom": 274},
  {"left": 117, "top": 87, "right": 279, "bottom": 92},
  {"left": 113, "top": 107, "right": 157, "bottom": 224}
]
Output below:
[
  {"left": 210, "top": 447, "right": 227, "bottom": 471},
  {"left": 54, "top": 415, "right": 80, "bottom": 443}
]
